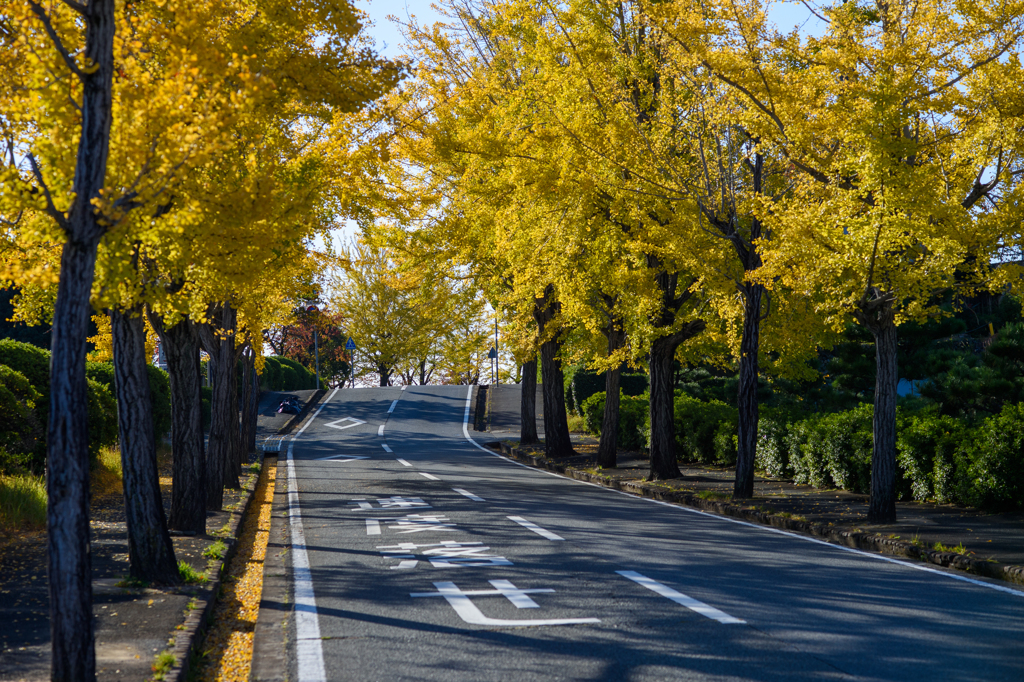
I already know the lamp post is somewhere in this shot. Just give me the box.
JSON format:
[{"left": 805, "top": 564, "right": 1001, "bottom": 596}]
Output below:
[{"left": 306, "top": 305, "right": 320, "bottom": 388}]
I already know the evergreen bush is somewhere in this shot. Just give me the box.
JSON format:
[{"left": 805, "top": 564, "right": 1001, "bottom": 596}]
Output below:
[
  {"left": 672, "top": 394, "right": 737, "bottom": 464},
  {"left": 580, "top": 391, "right": 649, "bottom": 451}
]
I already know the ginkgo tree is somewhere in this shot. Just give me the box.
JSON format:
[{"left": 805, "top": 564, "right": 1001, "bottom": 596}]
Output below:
[{"left": 648, "top": 0, "right": 1024, "bottom": 521}]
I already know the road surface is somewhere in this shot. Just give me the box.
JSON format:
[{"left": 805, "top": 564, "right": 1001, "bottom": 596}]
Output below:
[{"left": 280, "top": 385, "right": 1024, "bottom": 681}]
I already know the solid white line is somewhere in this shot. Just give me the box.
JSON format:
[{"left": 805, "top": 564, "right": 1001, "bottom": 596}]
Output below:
[
  {"left": 388, "top": 399, "right": 398, "bottom": 413},
  {"left": 287, "top": 387, "right": 337, "bottom": 682},
  {"left": 378, "top": 424, "right": 385, "bottom": 436},
  {"left": 419, "top": 472, "right": 440, "bottom": 481},
  {"left": 397, "top": 459, "right": 411, "bottom": 467},
  {"left": 617, "top": 571, "right": 745, "bottom": 624},
  {"left": 382, "top": 444, "right": 392, "bottom": 453},
  {"left": 508, "top": 515, "right": 564, "bottom": 541},
  {"left": 453, "top": 488, "right": 485, "bottom": 502},
  {"left": 457, "top": 386, "right": 1024, "bottom": 599},
  {"left": 366, "top": 519, "right": 381, "bottom": 535}
]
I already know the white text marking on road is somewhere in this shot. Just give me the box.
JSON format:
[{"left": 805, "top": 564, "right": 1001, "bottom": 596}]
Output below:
[
  {"left": 507, "top": 516, "right": 564, "bottom": 541},
  {"left": 419, "top": 472, "right": 440, "bottom": 481},
  {"left": 617, "top": 571, "right": 744, "bottom": 624},
  {"left": 365, "top": 519, "right": 381, "bottom": 535},
  {"left": 397, "top": 459, "right": 411, "bottom": 467},
  {"left": 453, "top": 488, "right": 485, "bottom": 502}
]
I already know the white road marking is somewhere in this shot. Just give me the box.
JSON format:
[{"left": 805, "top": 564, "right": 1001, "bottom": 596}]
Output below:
[
  {"left": 324, "top": 416, "right": 366, "bottom": 431},
  {"left": 365, "top": 519, "right": 381, "bottom": 535},
  {"left": 388, "top": 399, "right": 398, "bottom": 413},
  {"left": 380, "top": 541, "right": 512, "bottom": 567},
  {"left": 401, "top": 385, "right": 408, "bottom": 391},
  {"left": 288, "top": 388, "right": 337, "bottom": 682},
  {"left": 508, "top": 516, "right": 564, "bottom": 541},
  {"left": 419, "top": 472, "right": 440, "bottom": 481},
  {"left": 453, "top": 488, "right": 485, "bottom": 502},
  {"left": 458, "top": 386, "right": 1024, "bottom": 599},
  {"left": 397, "top": 459, "right": 412, "bottom": 467},
  {"left": 411, "top": 581, "right": 600, "bottom": 626},
  {"left": 378, "top": 424, "right": 385, "bottom": 436},
  {"left": 382, "top": 444, "right": 392, "bottom": 453},
  {"left": 316, "top": 454, "right": 369, "bottom": 462},
  {"left": 349, "top": 496, "right": 431, "bottom": 511},
  {"left": 617, "top": 571, "right": 745, "bottom": 624},
  {"left": 388, "top": 514, "right": 456, "bottom": 534}
]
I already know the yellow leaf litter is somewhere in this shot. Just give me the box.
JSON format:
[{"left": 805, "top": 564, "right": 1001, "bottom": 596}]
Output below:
[{"left": 197, "top": 462, "right": 276, "bottom": 682}]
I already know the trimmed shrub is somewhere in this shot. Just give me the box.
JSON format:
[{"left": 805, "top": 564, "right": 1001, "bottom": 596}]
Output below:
[
  {"left": 755, "top": 408, "right": 797, "bottom": 478},
  {"left": 961, "top": 403, "right": 1024, "bottom": 510},
  {"left": 86, "top": 378, "right": 118, "bottom": 459},
  {"left": 201, "top": 386, "right": 212, "bottom": 431},
  {"left": 0, "top": 365, "right": 42, "bottom": 474},
  {"left": 260, "top": 356, "right": 316, "bottom": 391},
  {"left": 580, "top": 391, "right": 650, "bottom": 451},
  {"left": 85, "top": 361, "right": 115, "bottom": 393},
  {"left": 786, "top": 405, "right": 873, "bottom": 492},
  {"left": 673, "top": 394, "right": 738, "bottom": 465},
  {"left": 147, "top": 365, "right": 172, "bottom": 439},
  {"left": 620, "top": 374, "right": 649, "bottom": 396},
  {"left": 566, "top": 370, "right": 604, "bottom": 416},
  {"left": 896, "top": 408, "right": 968, "bottom": 503},
  {"left": 0, "top": 340, "right": 49, "bottom": 424}
]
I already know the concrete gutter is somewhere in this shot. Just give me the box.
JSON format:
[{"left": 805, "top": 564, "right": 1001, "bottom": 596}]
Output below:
[{"left": 497, "top": 442, "right": 1024, "bottom": 587}]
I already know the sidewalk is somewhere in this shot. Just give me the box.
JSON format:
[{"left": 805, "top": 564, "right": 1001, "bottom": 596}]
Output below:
[
  {"left": 484, "top": 387, "right": 1024, "bottom": 582},
  {"left": 0, "top": 389, "right": 322, "bottom": 682}
]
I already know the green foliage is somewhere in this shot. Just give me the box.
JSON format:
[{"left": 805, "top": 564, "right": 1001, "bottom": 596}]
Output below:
[
  {"left": 580, "top": 391, "right": 649, "bottom": 451},
  {"left": 0, "top": 365, "right": 42, "bottom": 474},
  {"left": 961, "top": 402, "right": 1024, "bottom": 511},
  {"left": 0, "top": 340, "right": 50, "bottom": 425},
  {"left": 896, "top": 407, "right": 968, "bottom": 503},
  {"left": 260, "top": 355, "right": 317, "bottom": 391},
  {"left": 201, "top": 386, "right": 212, "bottom": 431},
  {"left": 86, "top": 379, "right": 119, "bottom": 460},
  {"left": 202, "top": 539, "right": 228, "bottom": 560},
  {"left": 673, "top": 394, "right": 738, "bottom": 465},
  {"left": 177, "top": 561, "right": 208, "bottom": 585},
  {"left": 147, "top": 365, "right": 172, "bottom": 438},
  {"left": 755, "top": 407, "right": 798, "bottom": 478},
  {"left": 85, "top": 361, "right": 116, "bottom": 393},
  {"left": 0, "top": 471, "right": 47, "bottom": 532},
  {"left": 566, "top": 370, "right": 603, "bottom": 416}
]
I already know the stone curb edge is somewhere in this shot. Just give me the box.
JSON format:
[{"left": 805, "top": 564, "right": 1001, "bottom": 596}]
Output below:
[
  {"left": 497, "top": 443, "right": 1024, "bottom": 587},
  {"left": 163, "top": 459, "right": 267, "bottom": 682}
]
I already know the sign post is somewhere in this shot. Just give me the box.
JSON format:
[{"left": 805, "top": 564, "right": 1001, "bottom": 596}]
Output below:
[{"left": 345, "top": 337, "right": 357, "bottom": 388}]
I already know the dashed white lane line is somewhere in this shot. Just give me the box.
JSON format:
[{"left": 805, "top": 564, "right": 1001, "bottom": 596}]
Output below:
[
  {"left": 378, "top": 424, "right": 385, "bottom": 436},
  {"left": 401, "top": 385, "right": 408, "bottom": 391},
  {"left": 617, "top": 571, "right": 744, "bottom": 624},
  {"left": 419, "top": 472, "right": 440, "bottom": 481},
  {"left": 507, "top": 516, "right": 564, "bottom": 541},
  {"left": 453, "top": 488, "right": 485, "bottom": 502},
  {"left": 388, "top": 399, "right": 398, "bottom": 413},
  {"left": 366, "top": 519, "right": 381, "bottom": 535},
  {"left": 397, "top": 459, "right": 411, "bottom": 467},
  {"left": 382, "top": 444, "right": 392, "bottom": 453}
]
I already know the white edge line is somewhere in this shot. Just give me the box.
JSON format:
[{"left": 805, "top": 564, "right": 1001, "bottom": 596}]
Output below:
[
  {"left": 459, "top": 385, "right": 1024, "bottom": 599},
  {"left": 287, "top": 387, "right": 336, "bottom": 682},
  {"left": 617, "top": 570, "right": 744, "bottom": 624}
]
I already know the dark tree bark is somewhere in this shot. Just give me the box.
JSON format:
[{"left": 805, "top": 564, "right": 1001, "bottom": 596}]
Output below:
[
  {"left": 597, "top": 323, "right": 625, "bottom": 469},
  {"left": 533, "top": 288, "right": 574, "bottom": 458},
  {"left": 734, "top": 283, "right": 764, "bottom": 498},
  {"left": 520, "top": 357, "right": 539, "bottom": 445},
  {"left": 148, "top": 312, "right": 206, "bottom": 534},
  {"left": 42, "top": 2, "right": 116, "bottom": 679},
  {"left": 240, "top": 346, "right": 258, "bottom": 457},
  {"left": 197, "top": 303, "right": 240, "bottom": 509},
  {"left": 856, "top": 294, "right": 899, "bottom": 523},
  {"left": 111, "top": 308, "right": 179, "bottom": 584}
]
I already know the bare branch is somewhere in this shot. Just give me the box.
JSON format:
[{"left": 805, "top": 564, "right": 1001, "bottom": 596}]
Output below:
[
  {"left": 27, "top": 1, "right": 84, "bottom": 80},
  {"left": 26, "top": 153, "right": 69, "bottom": 232},
  {"left": 60, "top": 0, "right": 87, "bottom": 14}
]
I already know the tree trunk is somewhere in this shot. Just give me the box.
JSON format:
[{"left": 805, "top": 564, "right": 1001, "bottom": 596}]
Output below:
[
  {"left": 520, "top": 358, "right": 539, "bottom": 444},
  {"left": 734, "top": 283, "right": 763, "bottom": 499},
  {"left": 241, "top": 348, "right": 258, "bottom": 457},
  {"left": 598, "top": 327, "right": 625, "bottom": 469},
  {"left": 533, "top": 289, "right": 574, "bottom": 458},
  {"left": 869, "top": 320, "right": 899, "bottom": 523},
  {"left": 111, "top": 308, "right": 179, "bottom": 584},
  {"left": 648, "top": 336, "right": 681, "bottom": 480},
  {"left": 46, "top": 3, "right": 117, "bottom": 678},
  {"left": 648, "top": 321, "right": 705, "bottom": 481},
  {"left": 149, "top": 312, "right": 206, "bottom": 534},
  {"left": 197, "top": 304, "right": 240, "bottom": 508}
]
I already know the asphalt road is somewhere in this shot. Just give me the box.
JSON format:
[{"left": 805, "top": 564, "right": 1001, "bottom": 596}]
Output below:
[{"left": 283, "top": 385, "right": 1024, "bottom": 682}]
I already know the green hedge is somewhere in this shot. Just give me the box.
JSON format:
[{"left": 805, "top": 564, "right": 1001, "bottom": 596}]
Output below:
[
  {"left": 260, "top": 356, "right": 317, "bottom": 391},
  {"left": 580, "top": 391, "right": 649, "bottom": 451},
  {"left": 673, "top": 394, "right": 738, "bottom": 465},
  {"left": 567, "top": 371, "right": 648, "bottom": 415}
]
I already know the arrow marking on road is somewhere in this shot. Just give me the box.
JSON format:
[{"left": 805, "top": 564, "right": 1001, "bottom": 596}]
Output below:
[
  {"left": 617, "top": 571, "right": 745, "bottom": 624},
  {"left": 508, "top": 516, "right": 564, "bottom": 541},
  {"left": 453, "top": 488, "right": 485, "bottom": 502},
  {"left": 411, "top": 581, "right": 600, "bottom": 627},
  {"left": 316, "top": 454, "right": 370, "bottom": 462},
  {"left": 324, "top": 417, "right": 366, "bottom": 431}
]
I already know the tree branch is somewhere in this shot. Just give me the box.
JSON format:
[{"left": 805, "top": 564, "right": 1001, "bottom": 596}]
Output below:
[
  {"left": 27, "top": 1, "right": 84, "bottom": 80},
  {"left": 26, "top": 153, "right": 69, "bottom": 233}
]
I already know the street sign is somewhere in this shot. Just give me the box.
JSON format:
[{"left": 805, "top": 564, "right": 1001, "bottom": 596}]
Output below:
[
  {"left": 346, "top": 338, "right": 356, "bottom": 350},
  {"left": 487, "top": 346, "right": 497, "bottom": 359}
]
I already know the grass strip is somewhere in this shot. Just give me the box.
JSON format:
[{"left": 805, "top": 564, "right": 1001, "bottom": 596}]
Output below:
[{"left": 195, "top": 462, "right": 276, "bottom": 682}]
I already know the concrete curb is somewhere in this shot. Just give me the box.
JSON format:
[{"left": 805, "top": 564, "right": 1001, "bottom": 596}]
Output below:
[
  {"left": 250, "top": 456, "right": 290, "bottom": 682},
  {"left": 163, "top": 459, "right": 267, "bottom": 682},
  {"left": 497, "top": 442, "right": 1024, "bottom": 587}
]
